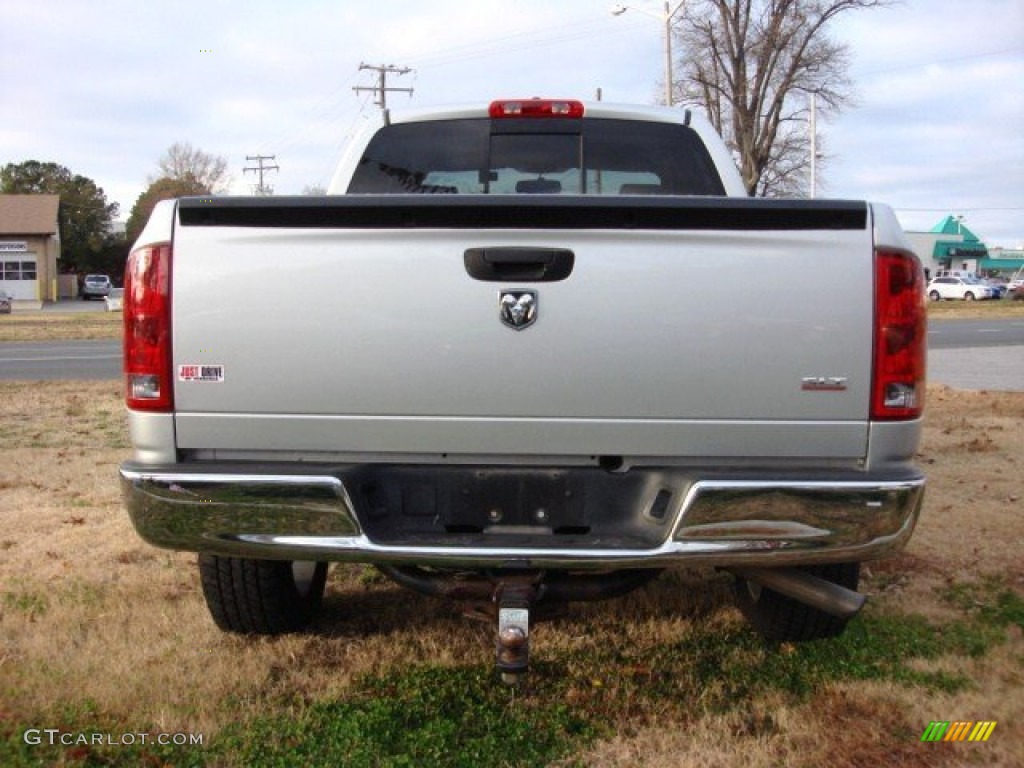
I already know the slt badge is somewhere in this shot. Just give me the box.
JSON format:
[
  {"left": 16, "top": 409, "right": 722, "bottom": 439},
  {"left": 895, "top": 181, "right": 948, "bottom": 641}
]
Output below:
[{"left": 499, "top": 290, "right": 538, "bottom": 330}]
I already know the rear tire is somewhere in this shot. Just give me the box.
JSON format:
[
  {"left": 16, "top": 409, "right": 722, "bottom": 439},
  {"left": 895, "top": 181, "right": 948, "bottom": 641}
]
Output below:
[
  {"left": 734, "top": 562, "right": 860, "bottom": 642},
  {"left": 964, "top": 292, "right": 975, "bottom": 301},
  {"left": 928, "top": 290, "right": 941, "bottom": 301},
  {"left": 198, "top": 555, "right": 328, "bottom": 635}
]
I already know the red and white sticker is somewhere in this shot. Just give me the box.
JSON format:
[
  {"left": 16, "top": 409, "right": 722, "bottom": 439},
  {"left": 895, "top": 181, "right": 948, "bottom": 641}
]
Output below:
[{"left": 179, "top": 364, "right": 225, "bottom": 383}]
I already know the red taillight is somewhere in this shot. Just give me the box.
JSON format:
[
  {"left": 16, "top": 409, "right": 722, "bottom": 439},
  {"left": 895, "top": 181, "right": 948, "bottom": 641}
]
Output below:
[
  {"left": 872, "top": 249, "right": 926, "bottom": 420},
  {"left": 124, "top": 243, "right": 173, "bottom": 411},
  {"left": 488, "top": 99, "right": 585, "bottom": 118}
]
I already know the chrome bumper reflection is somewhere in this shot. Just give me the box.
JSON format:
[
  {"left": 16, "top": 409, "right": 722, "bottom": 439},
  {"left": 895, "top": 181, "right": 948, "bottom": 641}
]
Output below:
[{"left": 120, "top": 466, "right": 924, "bottom": 569}]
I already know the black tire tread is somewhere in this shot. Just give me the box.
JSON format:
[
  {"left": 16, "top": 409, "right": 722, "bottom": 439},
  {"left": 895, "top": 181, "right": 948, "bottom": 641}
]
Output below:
[
  {"left": 198, "top": 555, "right": 327, "bottom": 635},
  {"left": 736, "top": 562, "right": 860, "bottom": 643}
]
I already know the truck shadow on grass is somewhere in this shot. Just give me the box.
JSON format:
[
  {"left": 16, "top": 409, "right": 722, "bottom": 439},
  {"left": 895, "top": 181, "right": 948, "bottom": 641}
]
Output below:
[{"left": 310, "top": 565, "right": 735, "bottom": 640}]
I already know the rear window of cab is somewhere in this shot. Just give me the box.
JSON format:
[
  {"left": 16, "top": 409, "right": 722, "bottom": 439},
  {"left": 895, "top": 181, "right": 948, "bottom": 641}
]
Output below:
[{"left": 347, "top": 118, "right": 726, "bottom": 196}]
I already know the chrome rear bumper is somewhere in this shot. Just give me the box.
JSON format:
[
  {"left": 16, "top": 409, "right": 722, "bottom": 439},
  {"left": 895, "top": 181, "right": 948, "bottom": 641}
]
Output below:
[{"left": 119, "top": 463, "right": 924, "bottom": 569}]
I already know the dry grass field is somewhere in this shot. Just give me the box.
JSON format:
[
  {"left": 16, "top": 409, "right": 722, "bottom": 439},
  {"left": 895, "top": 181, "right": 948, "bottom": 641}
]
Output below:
[
  {"left": 0, "top": 312, "right": 121, "bottom": 343},
  {"left": 927, "top": 299, "right": 1024, "bottom": 320},
  {"left": 0, "top": 380, "right": 1021, "bottom": 766}
]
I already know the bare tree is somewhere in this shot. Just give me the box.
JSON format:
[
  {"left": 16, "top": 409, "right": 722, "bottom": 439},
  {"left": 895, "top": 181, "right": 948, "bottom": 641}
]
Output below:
[
  {"left": 154, "top": 142, "right": 231, "bottom": 193},
  {"left": 673, "top": 0, "right": 892, "bottom": 197}
]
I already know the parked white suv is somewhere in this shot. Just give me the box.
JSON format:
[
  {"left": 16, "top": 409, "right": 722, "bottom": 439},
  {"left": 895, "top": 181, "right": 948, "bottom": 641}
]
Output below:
[{"left": 927, "top": 276, "right": 994, "bottom": 301}]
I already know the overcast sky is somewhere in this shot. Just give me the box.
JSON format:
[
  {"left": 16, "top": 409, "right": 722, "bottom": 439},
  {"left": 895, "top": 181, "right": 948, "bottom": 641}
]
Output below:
[{"left": 2, "top": 0, "right": 1022, "bottom": 246}]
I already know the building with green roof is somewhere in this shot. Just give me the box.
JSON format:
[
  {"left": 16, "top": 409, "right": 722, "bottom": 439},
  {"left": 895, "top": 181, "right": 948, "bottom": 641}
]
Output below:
[
  {"left": 928, "top": 215, "right": 988, "bottom": 265},
  {"left": 904, "top": 215, "right": 1023, "bottom": 280}
]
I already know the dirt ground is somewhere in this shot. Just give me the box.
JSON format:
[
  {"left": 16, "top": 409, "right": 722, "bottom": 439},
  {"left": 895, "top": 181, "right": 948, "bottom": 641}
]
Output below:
[{"left": 0, "top": 380, "right": 1021, "bottom": 766}]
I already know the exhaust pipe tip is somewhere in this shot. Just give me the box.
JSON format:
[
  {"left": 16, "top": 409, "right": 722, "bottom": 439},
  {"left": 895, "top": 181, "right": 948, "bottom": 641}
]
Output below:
[{"left": 729, "top": 566, "right": 866, "bottom": 619}]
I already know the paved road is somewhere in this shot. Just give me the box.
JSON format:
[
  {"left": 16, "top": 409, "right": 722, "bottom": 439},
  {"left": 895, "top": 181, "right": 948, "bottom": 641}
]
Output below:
[
  {"left": 928, "top": 318, "right": 1024, "bottom": 349},
  {"left": 926, "top": 318, "right": 1023, "bottom": 391},
  {"left": 39, "top": 299, "right": 112, "bottom": 314},
  {"left": 0, "top": 340, "right": 121, "bottom": 380},
  {"left": 1, "top": 318, "right": 1021, "bottom": 390}
]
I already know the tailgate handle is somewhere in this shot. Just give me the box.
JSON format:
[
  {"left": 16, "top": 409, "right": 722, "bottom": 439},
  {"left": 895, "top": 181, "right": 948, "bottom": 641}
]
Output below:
[{"left": 464, "top": 247, "right": 575, "bottom": 282}]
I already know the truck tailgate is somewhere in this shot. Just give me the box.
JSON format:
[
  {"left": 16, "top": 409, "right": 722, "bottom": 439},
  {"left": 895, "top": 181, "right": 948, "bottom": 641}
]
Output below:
[{"left": 170, "top": 197, "right": 873, "bottom": 461}]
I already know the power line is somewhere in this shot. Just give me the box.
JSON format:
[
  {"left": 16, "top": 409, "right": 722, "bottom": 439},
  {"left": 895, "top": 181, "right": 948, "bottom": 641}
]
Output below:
[
  {"left": 856, "top": 45, "right": 1024, "bottom": 78},
  {"left": 401, "top": 17, "right": 629, "bottom": 70}
]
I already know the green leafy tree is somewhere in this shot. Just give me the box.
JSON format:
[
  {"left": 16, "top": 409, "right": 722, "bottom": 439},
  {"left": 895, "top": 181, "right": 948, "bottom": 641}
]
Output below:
[
  {"left": 1, "top": 160, "right": 120, "bottom": 273},
  {"left": 674, "top": 0, "right": 892, "bottom": 197},
  {"left": 126, "top": 174, "right": 209, "bottom": 245}
]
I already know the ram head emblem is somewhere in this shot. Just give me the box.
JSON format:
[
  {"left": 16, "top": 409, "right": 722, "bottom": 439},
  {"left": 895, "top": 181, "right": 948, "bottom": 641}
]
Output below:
[{"left": 499, "top": 290, "right": 538, "bottom": 330}]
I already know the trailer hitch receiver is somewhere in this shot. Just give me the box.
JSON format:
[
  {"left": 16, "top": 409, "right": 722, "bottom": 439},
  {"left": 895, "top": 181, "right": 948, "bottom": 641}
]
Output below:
[{"left": 495, "top": 582, "right": 537, "bottom": 684}]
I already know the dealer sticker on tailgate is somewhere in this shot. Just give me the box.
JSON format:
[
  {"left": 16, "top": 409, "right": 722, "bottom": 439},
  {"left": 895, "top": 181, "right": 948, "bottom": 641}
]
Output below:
[{"left": 179, "top": 364, "right": 225, "bottom": 383}]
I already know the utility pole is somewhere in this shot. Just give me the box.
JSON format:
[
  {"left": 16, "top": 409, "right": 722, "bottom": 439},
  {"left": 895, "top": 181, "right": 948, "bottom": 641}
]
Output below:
[
  {"left": 353, "top": 63, "right": 414, "bottom": 112},
  {"left": 244, "top": 154, "right": 279, "bottom": 196},
  {"left": 611, "top": 2, "right": 686, "bottom": 107}
]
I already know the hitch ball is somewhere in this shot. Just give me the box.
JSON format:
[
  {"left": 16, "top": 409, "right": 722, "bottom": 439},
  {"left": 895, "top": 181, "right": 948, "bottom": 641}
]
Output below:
[{"left": 495, "top": 586, "right": 533, "bottom": 684}]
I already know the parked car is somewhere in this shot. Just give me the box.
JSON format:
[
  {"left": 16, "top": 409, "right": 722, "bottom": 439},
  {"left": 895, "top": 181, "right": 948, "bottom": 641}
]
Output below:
[
  {"left": 934, "top": 269, "right": 978, "bottom": 280},
  {"left": 927, "top": 276, "right": 994, "bottom": 301},
  {"left": 82, "top": 274, "right": 112, "bottom": 300},
  {"left": 1005, "top": 266, "right": 1023, "bottom": 291},
  {"left": 1009, "top": 285, "right": 1024, "bottom": 301},
  {"left": 982, "top": 278, "right": 1008, "bottom": 299},
  {"left": 105, "top": 287, "right": 124, "bottom": 312},
  {"left": 0, "top": 289, "right": 11, "bottom": 314}
]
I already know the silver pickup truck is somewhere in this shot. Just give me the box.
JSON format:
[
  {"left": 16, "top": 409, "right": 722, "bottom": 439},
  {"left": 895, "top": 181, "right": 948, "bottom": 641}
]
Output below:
[{"left": 120, "top": 99, "right": 926, "bottom": 680}]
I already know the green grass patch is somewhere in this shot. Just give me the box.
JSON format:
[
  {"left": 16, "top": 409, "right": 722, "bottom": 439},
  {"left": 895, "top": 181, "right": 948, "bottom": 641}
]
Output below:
[
  {"left": 1, "top": 699, "right": 207, "bottom": 768},
  {"left": 939, "top": 574, "right": 1024, "bottom": 630},
  {"left": 1, "top": 726, "right": 207, "bottom": 768},
  {"left": 219, "top": 666, "right": 593, "bottom": 768},
  {"left": 1, "top": 668, "right": 592, "bottom": 768},
  {"left": 2, "top": 587, "right": 48, "bottom": 619}
]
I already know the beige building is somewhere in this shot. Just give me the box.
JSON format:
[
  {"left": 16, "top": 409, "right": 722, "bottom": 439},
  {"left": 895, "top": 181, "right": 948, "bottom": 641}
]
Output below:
[{"left": 0, "top": 194, "right": 61, "bottom": 304}]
